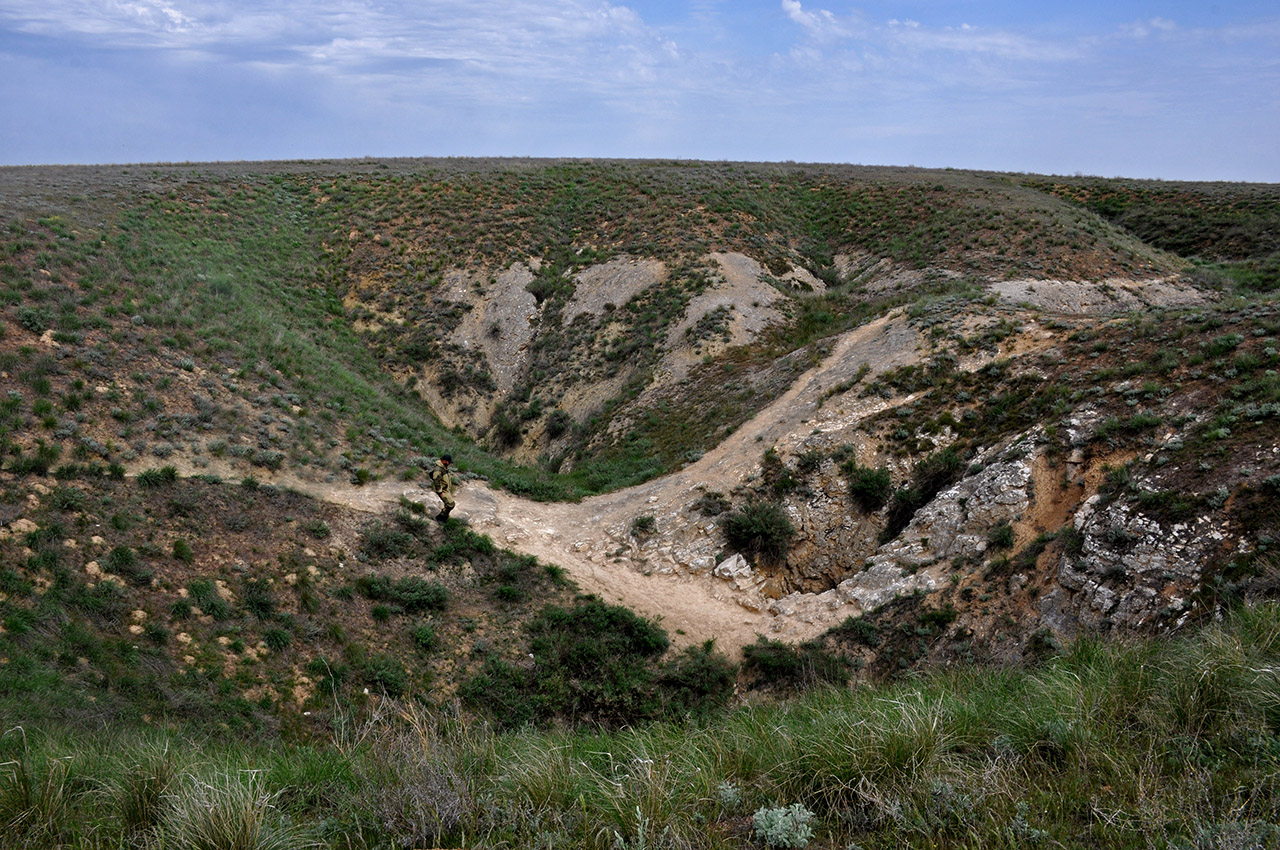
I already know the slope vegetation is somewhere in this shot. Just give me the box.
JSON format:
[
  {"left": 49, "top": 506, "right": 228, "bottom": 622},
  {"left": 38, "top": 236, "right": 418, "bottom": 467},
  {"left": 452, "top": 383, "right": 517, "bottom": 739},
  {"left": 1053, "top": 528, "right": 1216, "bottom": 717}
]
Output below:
[{"left": 0, "top": 158, "right": 1278, "bottom": 736}]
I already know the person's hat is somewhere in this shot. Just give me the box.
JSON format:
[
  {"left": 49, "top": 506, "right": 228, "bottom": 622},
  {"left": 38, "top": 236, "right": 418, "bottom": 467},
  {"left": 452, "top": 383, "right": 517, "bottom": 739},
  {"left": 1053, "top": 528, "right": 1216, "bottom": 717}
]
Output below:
[{"left": 441, "top": 453, "right": 453, "bottom": 463}]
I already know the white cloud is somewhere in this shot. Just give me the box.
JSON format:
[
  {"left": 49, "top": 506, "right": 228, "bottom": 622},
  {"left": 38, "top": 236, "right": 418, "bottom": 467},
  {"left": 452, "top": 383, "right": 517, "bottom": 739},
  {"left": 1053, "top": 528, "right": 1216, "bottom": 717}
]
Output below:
[
  {"left": 1121, "top": 17, "right": 1179, "bottom": 39},
  {"left": 780, "top": 2, "right": 1074, "bottom": 62},
  {"left": 2, "top": 1, "right": 1277, "bottom": 179}
]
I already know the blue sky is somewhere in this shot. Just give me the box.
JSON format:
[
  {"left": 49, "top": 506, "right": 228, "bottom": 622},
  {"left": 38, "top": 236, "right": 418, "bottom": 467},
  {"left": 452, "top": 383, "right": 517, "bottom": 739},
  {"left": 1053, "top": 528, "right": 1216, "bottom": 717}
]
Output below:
[{"left": 1, "top": 1, "right": 1277, "bottom": 181}]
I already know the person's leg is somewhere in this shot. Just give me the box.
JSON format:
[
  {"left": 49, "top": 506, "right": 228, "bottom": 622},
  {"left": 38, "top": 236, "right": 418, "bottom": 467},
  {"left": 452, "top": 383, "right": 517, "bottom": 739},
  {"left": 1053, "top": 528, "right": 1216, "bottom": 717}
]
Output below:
[{"left": 436, "top": 491, "right": 455, "bottom": 521}]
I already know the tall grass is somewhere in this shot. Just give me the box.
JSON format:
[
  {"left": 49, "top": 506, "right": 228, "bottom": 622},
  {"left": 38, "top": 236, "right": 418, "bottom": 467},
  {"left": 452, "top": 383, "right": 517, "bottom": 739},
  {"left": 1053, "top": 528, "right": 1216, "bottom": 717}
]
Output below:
[{"left": 4, "top": 602, "right": 1280, "bottom": 847}]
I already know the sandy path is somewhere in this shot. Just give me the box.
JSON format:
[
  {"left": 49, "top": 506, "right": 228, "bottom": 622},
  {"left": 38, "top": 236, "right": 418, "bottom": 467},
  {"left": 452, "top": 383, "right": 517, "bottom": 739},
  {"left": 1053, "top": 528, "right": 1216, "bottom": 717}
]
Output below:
[
  {"left": 153, "top": 311, "right": 927, "bottom": 652},
  {"left": 314, "top": 312, "right": 925, "bottom": 651}
]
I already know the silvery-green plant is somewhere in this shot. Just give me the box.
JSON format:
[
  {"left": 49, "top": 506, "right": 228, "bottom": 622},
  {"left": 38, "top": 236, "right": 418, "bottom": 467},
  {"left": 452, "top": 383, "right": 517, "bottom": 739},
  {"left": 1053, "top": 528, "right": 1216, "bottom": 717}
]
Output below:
[
  {"left": 716, "top": 780, "right": 743, "bottom": 811},
  {"left": 752, "top": 802, "right": 816, "bottom": 849}
]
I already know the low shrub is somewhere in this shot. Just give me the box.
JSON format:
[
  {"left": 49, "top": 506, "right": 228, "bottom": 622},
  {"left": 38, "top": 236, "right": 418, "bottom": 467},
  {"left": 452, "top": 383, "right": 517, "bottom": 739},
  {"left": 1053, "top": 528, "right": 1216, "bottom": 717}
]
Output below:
[
  {"left": 655, "top": 640, "right": 737, "bottom": 718},
  {"left": 753, "top": 803, "right": 816, "bottom": 849},
  {"left": 106, "top": 546, "right": 153, "bottom": 587},
  {"left": 461, "top": 597, "right": 671, "bottom": 727},
  {"left": 356, "top": 574, "right": 449, "bottom": 614},
  {"left": 742, "top": 636, "right": 849, "bottom": 689},
  {"left": 844, "top": 463, "right": 892, "bottom": 511},
  {"left": 410, "top": 623, "right": 439, "bottom": 652},
  {"left": 136, "top": 466, "right": 178, "bottom": 487},
  {"left": 629, "top": 514, "right": 656, "bottom": 537},
  {"left": 721, "top": 500, "right": 795, "bottom": 563},
  {"left": 987, "top": 521, "right": 1015, "bottom": 549}
]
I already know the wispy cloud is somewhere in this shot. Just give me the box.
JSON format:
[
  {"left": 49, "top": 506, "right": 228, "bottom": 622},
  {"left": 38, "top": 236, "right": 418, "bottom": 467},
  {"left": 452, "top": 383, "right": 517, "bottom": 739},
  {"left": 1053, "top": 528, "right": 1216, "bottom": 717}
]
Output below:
[
  {"left": 780, "top": 0, "right": 857, "bottom": 40},
  {"left": 1, "top": 1, "right": 1277, "bottom": 179},
  {"left": 778, "top": 1, "right": 1077, "bottom": 61}
]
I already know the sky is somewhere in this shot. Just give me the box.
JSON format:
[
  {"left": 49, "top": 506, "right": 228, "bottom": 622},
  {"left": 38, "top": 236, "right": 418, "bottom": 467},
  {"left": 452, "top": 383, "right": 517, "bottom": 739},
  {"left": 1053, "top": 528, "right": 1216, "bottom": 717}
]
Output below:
[{"left": 0, "top": 1, "right": 1277, "bottom": 181}]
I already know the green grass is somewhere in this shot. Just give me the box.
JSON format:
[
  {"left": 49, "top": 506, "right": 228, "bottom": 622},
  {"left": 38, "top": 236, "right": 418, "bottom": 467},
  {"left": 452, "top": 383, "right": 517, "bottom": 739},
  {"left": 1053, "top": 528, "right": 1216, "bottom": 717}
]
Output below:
[
  {"left": 3, "top": 162, "right": 1277, "bottom": 503},
  {"left": 3, "top": 601, "right": 1279, "bottom": 848}
]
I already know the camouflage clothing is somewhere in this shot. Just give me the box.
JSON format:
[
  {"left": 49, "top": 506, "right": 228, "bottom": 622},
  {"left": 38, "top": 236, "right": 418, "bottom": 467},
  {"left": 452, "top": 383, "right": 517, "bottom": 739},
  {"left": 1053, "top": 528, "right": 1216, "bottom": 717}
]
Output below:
[{"left": 430, "top": 457, "right": 455, "bottom": 520}]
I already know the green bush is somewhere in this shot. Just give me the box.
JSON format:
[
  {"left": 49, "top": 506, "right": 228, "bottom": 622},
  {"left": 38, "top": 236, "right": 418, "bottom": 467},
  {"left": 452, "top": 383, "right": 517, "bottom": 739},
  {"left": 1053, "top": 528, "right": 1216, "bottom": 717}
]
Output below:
[
  {"left": 9, "top": 441, "right": 61, "bottom": 476},
  {"left": 356, "top": 574, "right": 449, "bottom": 614},
  {"left": 987, "top": 521, "right": 1015, "bottom": 549},
  {"left": 721, "top": 500, "right": 795, "bottom": 562},
  {"left": 48, "top": 485, "right": 85, "bottom": 511},
  {"left": 832, "top": 614, "right": 882, "bottom": 647},
  {"left": 410, "top": 623, "right": 439, "bottom": 652},
  {"left": 883, "top": 447, "right": 966, "bottom": 541},
  {"left": 361, "top": 654, "right": 408, "bottom": 697},
  {"left": 359, "top": 524, "right": 416, "bottom": 561},
  {"left": 742, "top": 636, "right": 849, "bottom": 689},
  {"left": 263, "top": 627, "right": 291, "bottom": 650},
  {"left": 106, "top": 546, "right": 153, "bottom": 587},
  {"left": 187, "top": 579, "right": 232, "bottom": 619},
  {"left": 655, "top": 640, "right": 737, "bottom": 718},
  {"left": 136, "top": 466, "right": 178, "bottom": 487},
  {"left": 240, "top": 578, "right": 275, "bottom": 619},
  {"left": 462, "top": 597, "right": 671, "bottom": 727},
  {"left": 172, "top": 538, "right": 195, "bottom": 563},
  {"left": 629, "top": 514, "right": 656, "bottom": 537},
  {"left": 845, "top": 464, "right": 892, "bottom": 511}
]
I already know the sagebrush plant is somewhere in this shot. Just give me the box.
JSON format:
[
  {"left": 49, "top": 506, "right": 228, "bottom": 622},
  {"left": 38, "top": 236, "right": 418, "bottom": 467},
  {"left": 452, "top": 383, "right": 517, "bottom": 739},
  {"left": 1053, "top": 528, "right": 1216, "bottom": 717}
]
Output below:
[{"left": 752, "top": 803, "right": 816, "bottom": 848}]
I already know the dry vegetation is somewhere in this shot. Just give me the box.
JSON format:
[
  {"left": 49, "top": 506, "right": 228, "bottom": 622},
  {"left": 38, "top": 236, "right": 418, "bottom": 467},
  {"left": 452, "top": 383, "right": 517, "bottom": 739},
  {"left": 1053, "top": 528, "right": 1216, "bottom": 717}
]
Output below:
[{"left": 1, "top": 158, "right": 1279, "bottom": 848}]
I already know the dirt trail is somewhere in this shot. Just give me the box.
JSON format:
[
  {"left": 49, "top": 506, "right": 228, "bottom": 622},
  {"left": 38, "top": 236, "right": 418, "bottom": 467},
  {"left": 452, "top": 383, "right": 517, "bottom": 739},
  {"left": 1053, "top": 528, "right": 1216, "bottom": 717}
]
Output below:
[
  {"left": 148, "top": 311, "right": 938, "bottom": 651},
  {"left": 197, "top": 313, "right": 919, "bottom": 651},
  {"left": 148, "top": 294, "right": 1133, "bottom": 651}
]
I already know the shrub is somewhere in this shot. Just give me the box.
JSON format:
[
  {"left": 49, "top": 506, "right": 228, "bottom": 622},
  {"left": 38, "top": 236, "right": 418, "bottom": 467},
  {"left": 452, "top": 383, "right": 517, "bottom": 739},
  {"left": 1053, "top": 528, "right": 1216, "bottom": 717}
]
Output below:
[
  {"left": 918, "top": 604, "right": 958, "bottom": 631},
  {"left": 48, "top": 485, "right": 85, "bottom": 511},
  {"left": 462, "top": 597, "right": 671, "bottom": 727},
  {"left": 187, "top": 579, "right": 231, "bottom": 619},
  {"left": 629, "top": 514, "right": 656, "bottom": 537},
  {"left": 753, "top": 803, "right": 816, "bottom": 848},
  {"left": 173, "top": 538, "right": 195, "bottom": 563},
  {"left": 693, "top": 490, "right": 731, "bottom": 516},
  {"left": 137, "top": 466, "right": 178, "bottom": 487},
  {"left": 410, "top": 623, "right": 439, "bottom": 652},
  {"left": 987, "top": 521, "right": 1015, "bottom": 549},
  {"left": 302, "top": 519, "right": 330, "bottom": 539},
  {"left": 494, "top": 584, "right": 528, "bottom": 603},
  {"left": 359, "top": 524, "right": 416, "bottom": 561},
  {"left": 106, "top": 546, "right": 153, "bottom": 587},
  {"left": 545, "top": 408, "right": 572, "bottom": 439},
  {"left": 833, "top": 614, "right": 881, "bottom": 647},
  {"left": 356, "top": 574, "right": 449, "bottom": 614},
  {"left": 9, "top": 441, "right": 61, "bottom": 475},
  {"left": 845, "top": 464, "right": 892, "bottom": 511},
  {"left": 882, "top": 447, "right": 966, "bottom": 541},
  {"left": 655, "top": 640, "right": 737, "bottom": 718},
  {"left": 721, "top": 500, "right": 795, "bottom": 562},
  {"left": 263, "top": 627, "right": 291, "bottom": 650},
  {"left": 742, "top": 636, "right": 848, "bottom": 689},
  {"left": 240, "top": 579, "right": 275, "bottom": 619},
  {"left": 16, "top": 306, "right": 50, "bottom": 333},
  {"left": 361, "top": 654, "right": 408, "bottom": 697}
]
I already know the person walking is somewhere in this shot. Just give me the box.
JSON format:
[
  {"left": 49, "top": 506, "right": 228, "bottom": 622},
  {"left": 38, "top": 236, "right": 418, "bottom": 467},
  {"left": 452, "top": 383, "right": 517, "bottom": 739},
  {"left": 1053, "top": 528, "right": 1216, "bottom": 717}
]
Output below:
[{"left": 430, "top": 454, "right": 456, "bottom": 522}]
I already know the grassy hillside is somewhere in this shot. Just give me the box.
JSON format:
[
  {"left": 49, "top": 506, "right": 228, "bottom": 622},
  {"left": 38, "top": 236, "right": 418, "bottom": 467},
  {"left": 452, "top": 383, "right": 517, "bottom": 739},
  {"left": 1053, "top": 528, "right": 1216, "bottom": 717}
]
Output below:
[
  {"left": 0, "top": 160, "right": 1196, "bottom": 499},
  {"left": 5, "top": 602, "right": 1280, "bottom": 848},
  {"left": 3, "top": 159, "right": 1280, "bottom": 847}
]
